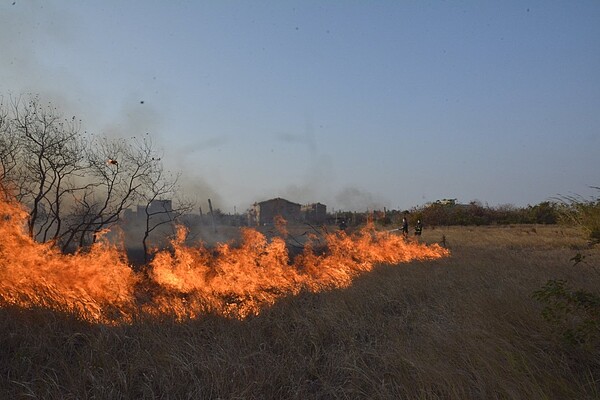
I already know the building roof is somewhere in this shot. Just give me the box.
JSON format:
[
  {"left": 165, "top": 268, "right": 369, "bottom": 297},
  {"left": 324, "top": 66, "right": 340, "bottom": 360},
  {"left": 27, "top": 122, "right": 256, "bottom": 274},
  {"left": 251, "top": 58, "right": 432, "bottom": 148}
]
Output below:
[{"left": 257, "top": 197, "right": 301, "bottom": 207}]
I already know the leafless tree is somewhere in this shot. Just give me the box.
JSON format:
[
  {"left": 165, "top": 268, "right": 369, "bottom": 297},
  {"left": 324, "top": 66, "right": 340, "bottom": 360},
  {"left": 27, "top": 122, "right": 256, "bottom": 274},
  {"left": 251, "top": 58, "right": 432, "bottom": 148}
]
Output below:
[
  {"left": 1, "top": 94, "right": 191, "bottom": 255},
  {"left": 8, "top": 96, "right": 87, "bottom": 241},
  {"left": 60, "top": 134, "right": 166, "bottom": 251},
  {"left": 0, "top": 99, "right": 20, "bottom": 199},
  {"left": 139, "top": 159, "right": 195, "bottom": 262}
]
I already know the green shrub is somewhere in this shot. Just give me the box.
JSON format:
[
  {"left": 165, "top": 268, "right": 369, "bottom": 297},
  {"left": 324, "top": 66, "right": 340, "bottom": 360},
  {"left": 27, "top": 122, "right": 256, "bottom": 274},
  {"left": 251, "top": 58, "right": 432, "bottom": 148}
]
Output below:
[
  {"left": 533, "top": 253, "right": 600, "bottom": 348},
  {"left": 533, "top": 278, "right": 600, "bottom": 347}
]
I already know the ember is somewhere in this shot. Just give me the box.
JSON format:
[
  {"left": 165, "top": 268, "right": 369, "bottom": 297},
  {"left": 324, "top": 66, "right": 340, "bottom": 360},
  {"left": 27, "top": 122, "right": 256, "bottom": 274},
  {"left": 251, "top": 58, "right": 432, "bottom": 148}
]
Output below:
[{"left": 0, "top": 196, "right": 449, "bottom": 324}]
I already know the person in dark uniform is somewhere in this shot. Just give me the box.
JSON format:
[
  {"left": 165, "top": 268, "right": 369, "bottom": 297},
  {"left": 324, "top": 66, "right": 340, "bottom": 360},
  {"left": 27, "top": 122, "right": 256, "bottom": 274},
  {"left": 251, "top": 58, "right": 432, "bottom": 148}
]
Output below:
[
  {"left": 401, "top": 216, "right": 409, "bottom": 237},
  {"left": 414, "top": 219, "right": 423, "bottom": 236}
]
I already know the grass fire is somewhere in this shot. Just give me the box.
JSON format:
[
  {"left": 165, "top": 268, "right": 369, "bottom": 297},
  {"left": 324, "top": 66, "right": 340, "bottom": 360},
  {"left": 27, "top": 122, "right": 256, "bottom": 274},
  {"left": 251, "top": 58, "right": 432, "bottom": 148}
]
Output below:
[
  {"left": 0, "top": 195, "right": 449, "bottom": 323},
  {"left": 1, "top": 191, "right": 599, "bottom": 399}
]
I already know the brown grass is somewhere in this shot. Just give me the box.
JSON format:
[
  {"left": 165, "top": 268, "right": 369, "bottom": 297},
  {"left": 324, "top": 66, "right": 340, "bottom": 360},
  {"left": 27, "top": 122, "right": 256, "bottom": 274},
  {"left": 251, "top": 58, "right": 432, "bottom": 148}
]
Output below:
[{"left": 1, "top": 225, "right": 599, "bottom": 399}]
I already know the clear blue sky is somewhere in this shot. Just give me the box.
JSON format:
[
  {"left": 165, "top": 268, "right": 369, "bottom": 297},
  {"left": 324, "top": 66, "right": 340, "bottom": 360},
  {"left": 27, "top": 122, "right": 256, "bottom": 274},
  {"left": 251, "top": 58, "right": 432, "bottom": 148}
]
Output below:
[{"left": 1, "top": 1, "right": 599, "bottom": 212}]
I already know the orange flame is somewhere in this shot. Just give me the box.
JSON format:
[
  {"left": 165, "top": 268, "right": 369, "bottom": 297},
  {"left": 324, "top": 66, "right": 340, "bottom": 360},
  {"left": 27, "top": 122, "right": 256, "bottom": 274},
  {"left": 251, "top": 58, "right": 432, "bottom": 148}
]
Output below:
[
  {"left": 0, "top": 197, "right": 137, "bottom": 323},
  {"left": 0, "top": 196, "right": 449, "bottom": 323}
]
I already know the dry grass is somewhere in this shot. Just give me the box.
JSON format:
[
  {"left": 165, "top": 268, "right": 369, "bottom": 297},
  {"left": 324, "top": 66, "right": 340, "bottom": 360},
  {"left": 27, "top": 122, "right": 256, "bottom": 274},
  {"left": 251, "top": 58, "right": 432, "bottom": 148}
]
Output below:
[{"left": 1, "top": 225, "right": 599, "bottom": 399}]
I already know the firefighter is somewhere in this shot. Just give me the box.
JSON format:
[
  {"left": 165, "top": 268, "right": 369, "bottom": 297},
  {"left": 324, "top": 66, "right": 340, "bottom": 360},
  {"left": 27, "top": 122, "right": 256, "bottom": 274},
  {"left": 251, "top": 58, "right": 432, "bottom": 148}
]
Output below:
[
  {"left": 414, "top": 219, "right": 423, "bottom": 236},
  {"left": 401, "top": 216, "right": 409, "bottom": 237},
  {"left": 339, "top": 219, "right": 347, "bottom": 231}
]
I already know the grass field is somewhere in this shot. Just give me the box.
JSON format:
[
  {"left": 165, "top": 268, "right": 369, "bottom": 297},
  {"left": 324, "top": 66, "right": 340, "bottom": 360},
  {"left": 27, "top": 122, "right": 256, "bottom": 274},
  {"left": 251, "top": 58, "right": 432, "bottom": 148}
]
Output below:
[{"left": 1, "top": 224, "right": 599, "bottom": 399}]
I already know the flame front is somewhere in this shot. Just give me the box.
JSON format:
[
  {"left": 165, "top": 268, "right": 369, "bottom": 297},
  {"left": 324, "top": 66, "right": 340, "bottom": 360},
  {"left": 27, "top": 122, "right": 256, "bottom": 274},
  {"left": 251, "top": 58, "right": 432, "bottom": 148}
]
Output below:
[
  {"left": 0, "top": 197, "right": 137, "bottom": 322},
  {"left": 0, "top": 197, "right": 449, "bottom": 323}
]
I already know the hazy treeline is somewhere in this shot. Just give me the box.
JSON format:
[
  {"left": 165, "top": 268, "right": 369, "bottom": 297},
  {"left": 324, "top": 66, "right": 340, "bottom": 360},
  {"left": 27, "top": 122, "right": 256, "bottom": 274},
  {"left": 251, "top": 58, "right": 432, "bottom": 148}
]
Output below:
[
  {"left": 344, "top": 201, "right": 559, "bottom": 230},
  {"left": 409, "top": 200, "right": 559, "bottom": 227}
]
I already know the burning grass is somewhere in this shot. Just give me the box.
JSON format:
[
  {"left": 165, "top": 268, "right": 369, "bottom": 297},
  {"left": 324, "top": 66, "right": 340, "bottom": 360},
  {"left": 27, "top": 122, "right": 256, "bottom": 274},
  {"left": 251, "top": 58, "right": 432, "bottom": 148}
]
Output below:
[
  {"left": 1, "top": 224, "right": 599, "bottom": 399},
  {"left": 0, "top": 196, "right": 448, "bottom": 322},
  {"left": 2, "top": 195, "right": 599, "bottom": 398}
]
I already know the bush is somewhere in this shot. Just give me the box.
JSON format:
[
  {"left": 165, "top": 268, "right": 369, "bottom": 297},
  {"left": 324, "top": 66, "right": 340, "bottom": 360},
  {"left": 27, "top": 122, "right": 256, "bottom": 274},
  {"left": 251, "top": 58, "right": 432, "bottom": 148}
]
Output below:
[
  {"left": 557, "top": 188, "right": 600, "bottom": 243},
  {"left": 533, "top": 278, "right": 600, "bottom": 347}
]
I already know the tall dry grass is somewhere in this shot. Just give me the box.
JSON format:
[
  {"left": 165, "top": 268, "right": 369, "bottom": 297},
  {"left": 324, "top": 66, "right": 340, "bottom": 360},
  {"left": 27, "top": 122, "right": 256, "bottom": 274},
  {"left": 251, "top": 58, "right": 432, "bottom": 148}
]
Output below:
[{"left": 1, "top": 225, "right": 599, "bottom": 399}]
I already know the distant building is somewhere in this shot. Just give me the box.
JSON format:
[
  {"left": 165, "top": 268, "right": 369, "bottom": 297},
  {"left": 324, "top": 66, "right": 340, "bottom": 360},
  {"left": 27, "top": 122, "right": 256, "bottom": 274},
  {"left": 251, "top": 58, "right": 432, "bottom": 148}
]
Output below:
[
  {"left": 301, "top": 202, "right": 327, "bottom": 223},
  {"left": 137, "top": 199, "right": 173, "bottom": 215},
  {"left": 122, "top": 199, "right": 174, "bottom": 225},
  {"left": 123, "top": 208, "right": 135, "bottom": 220},
  {"left": 250, "top": 197, "right": 302, "bottom": 225}
]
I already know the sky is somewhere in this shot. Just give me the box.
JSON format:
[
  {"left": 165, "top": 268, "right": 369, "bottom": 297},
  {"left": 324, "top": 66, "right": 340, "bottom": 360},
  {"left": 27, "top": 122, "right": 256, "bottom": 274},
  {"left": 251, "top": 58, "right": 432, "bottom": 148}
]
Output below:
[{"left": 1, "top": 1, "right": 599, "bottom": 213}]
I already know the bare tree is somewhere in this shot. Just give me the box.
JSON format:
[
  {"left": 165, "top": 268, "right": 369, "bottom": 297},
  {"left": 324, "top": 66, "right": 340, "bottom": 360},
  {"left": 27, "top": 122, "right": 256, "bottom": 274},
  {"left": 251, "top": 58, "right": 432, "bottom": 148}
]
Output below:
[
  {"left": 60, "top": 134, "right": 164, "bottom": 251},
  {"left": 139, "top": 160, "right": 195, "bottom": 262},
  {"left": 1, "top": 94, "right": 190, "bottom": 256},
  {"left": 7, "top": 96, "right": 87, "bottom": 241},
  {"left": 0, "top": 98, "right": 20, "bottom": 198}
]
